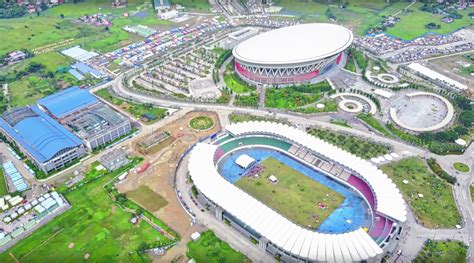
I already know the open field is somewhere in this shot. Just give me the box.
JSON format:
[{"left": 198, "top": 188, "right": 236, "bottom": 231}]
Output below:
[
  {"left": 0, "top": 169, "right": 8, "bottom": 196},
  {"left": 307, "top": 128, "right": 390, "bottom": 159},
  {"left": 0, "top": 159, "right": 170, "bottom": 262},
  {"left": 95, "top": 88, "right": 167, "bottom": 123},
  {"left": 235, "top": 157, "right": 344, "bottom": 228},
  {"left": 186, "top": 230, "right": 249, "bottom": 263},
  {"left": 126, "top": 185, "right": 168, "bottom": 213},
  {"left": 173, "top": 0, "right": 211, "bottom": 12},
  {"left": 381, "top": 158, "right": 461, "bottom": 228},
  {"left": 414, "top": 240, "right": 468, "bottom": 263}
]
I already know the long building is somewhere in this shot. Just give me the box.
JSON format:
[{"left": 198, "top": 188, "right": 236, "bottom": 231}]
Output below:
[
  {"left": 0, "top": 106, "right": 86, "bottom": 173},
  {"left": 188, "top": 121, "right": 406, "bottom": 262},
  {"left": 232, "top": 23, "right": 353, "bottom": 86},
  {"left": 37, "top": 87, "right": 132, "bottom": 150}
]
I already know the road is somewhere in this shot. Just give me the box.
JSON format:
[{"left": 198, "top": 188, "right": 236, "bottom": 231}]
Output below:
[{"left": 103, "top": 72, "right": 474, "bottom": 261}]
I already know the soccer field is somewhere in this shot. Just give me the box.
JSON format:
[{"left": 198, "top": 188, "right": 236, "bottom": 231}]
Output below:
[{"left": 235, "top": 158, "right": 344, "bottom": 229}]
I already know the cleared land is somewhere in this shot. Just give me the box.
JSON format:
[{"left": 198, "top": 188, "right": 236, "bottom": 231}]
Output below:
[
  {"left": 0, "top": 160, "right": 170, "bottom": 262},
  {"left": 381, "top": 158, "right": 461, "bottom": 228},
  {"left": 235, "top": 158, "right": 344, "bottom": 228},
  {"left": 126, "top": 185, "right": 168, "bottom": 213},
  {"left": 308, "top": 128, "right": 390, "bottom": 159},
  {"left": 414, "top": 240, "right": 468, "bottom": 263},
  {"left": 186, "top": 230, "right": 248, "bottom": 263}
]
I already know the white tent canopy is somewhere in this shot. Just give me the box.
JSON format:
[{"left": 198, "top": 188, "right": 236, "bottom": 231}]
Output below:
[{"left": 235, "top": 154, "right": 255, "bottom": 169}]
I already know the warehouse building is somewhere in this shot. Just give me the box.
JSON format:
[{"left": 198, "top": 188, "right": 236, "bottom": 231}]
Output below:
[
  {"left": 37, "top": 87, "right": 132, "bottom": 150},
  {"left": 0, "top": 106, "right": 86, "bottom": 173}
]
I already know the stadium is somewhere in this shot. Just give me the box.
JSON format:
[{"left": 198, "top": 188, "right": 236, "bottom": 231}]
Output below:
[
  {"left": 232, "top": 23, "right": 353, "bottom": 86},
  {"left": 188, "top": 122, "right": 407, "bottom": 262}
]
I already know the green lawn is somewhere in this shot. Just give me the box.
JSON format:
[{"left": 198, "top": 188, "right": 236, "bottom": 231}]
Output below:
[
  {"left": 0, "top": 159, "right": 170, "bottom": 262},
  {"left": 453, "top": 162, "right": 470, "bottom": 173},
  {"left": 186, "top": 230, "right": 248, "bottom": 263},
  {"left": 0, "top": 169, "right": 8, "bottom": 196},
  {"left": 173, "top": 0, "right": 211, "bottom": 12},
  {"left": 414, "top": 240, "right": 468, "bottom": 263},
  {"left": 223, "top": 72, "right": 254, "bottom": 94},
  {"left": 126, "top": 185, "right": 168, "bottom": 213},
  {"left": 307, "top": 128, "right": 390, "bottom": 159},
  {"left": 381, "top": 158, "right": 461, "bottom": 228},
  {"left": 471, "top": 184, "right": 474, "bottom": 202},
  {"left": 265, "top": 88, "right": 320, "bottom": 109},
  {"left": 357, "top": 113, "right": 392, "bottom": 137},
  {"left": 189, "top": 116, "right": 214, "bottom": 131},
  {"left": 235, "top": 158, "right": 344, "bottom": 228},
  {"left": 95, "top": 88, "right": 167, "bottom": 123},
  {"left": 385, "top": 3, "right": 474, "bottom": 40}
]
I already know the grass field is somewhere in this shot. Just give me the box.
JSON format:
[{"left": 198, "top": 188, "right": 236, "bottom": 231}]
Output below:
[
  {"left": 453, "top": 162, "right": 470, "bottom": 173},
  {"left": 126, "top": 185, "right": 168, "bottom": 213},
  {"left": 173, "top": 0, "right": 211, "bottom": 12},
  {"left": 471, "top": 184, "right": 474, "bottom": 202},
  {"left": 95, "top": 88, "right": 167, "bottom": 123},
  {"left": 307, "top": 128, "right": 390, "bottom": 159},
  {"left": 186, "top": 230, "right": 248, "bottom": 263},
  {"left": 265, "top": 88, "right": 321, "bottom": 109},
  {"left": 235, "top": 158, "right": 344, "bottom": 228},
  {"left": 0, "top": 169, "right": 8, "bottom": 196},
  {"left": 414, "top": 240, "right": 468, "bottom": 263},
  {"left": 189, "top": 116, "right": 214, "bottom": 131},
  {"left": 223, "top": 72, "right": 254, "bottom": 94},
  {"left": 0, "top": 159, "right": 169, "bottom": 262},
  {"left": 381, "top": 158, "right": 461, "bottom": 228}
]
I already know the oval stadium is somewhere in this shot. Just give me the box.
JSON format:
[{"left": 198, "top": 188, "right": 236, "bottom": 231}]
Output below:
[
  {"left": 232, "top": 23, "right": 353, "bottom": 86},
  {"left": 188, "top": 122, "right": 407, "bottom": 262}
]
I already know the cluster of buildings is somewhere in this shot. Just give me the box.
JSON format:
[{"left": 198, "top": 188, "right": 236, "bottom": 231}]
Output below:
[{"left": 0, "top": 87, "right": 132, "bottom": 174}]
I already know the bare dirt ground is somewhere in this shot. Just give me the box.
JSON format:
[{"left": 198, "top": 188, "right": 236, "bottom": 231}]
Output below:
[{"left": 116, "top": 111, "right": 221, "bottom": 262}]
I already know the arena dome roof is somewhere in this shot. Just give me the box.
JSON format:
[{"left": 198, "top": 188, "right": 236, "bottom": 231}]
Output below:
[{"left": 233, "top": 23, "right": 353, "bottom": 65}]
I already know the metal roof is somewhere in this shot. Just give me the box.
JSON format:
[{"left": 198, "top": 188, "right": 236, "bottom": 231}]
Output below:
[
  {"left": 37, "top": 86, "right": 98, "bottom": 119},
  {"left": 233, "top": 23, "right": 353, "bottom": 65},
  {"left": 0, "top": 106, "right": 83, "bottom": 163}
]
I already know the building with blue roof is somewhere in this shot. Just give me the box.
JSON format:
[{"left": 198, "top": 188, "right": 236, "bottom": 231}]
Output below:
[
  {"left": 37, "top": 87, "right": 132, "bottom": 150},
  {"left": 37, "top": 86, "right": 99, "bottom": 119},
  {"left": 0, "top": 106, "right": 86, "bottom": 174}
]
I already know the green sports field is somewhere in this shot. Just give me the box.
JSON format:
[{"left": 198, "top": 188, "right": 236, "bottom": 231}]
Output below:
[
  {"left": 0, "top": 160, "right": 170, "bottom": 262},
  {"left": 235, "top": 158, "right": 344, "bottom": 228}
]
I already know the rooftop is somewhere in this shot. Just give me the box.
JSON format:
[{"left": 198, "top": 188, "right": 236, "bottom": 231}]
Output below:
[
  {"left": 233, "top": 23, "right": 353, "bottom": 65},
  {"left": 0, "top": 106, "right": 83, "bottom": 163},
  {"left": 37, "top": 87, "right": 99, "bottom": 119}
]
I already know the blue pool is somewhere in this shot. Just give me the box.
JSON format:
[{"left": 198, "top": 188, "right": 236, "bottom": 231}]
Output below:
[{"left": 217, "top": 148, "right": 372, "bottom": 234}]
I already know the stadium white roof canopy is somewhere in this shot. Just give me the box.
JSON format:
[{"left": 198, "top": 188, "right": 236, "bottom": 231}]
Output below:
[
  {"left": 408, "top": 63, "right": 468, "bottom": 91},
  {"left": 233, "top": 23, "right": 353, "bottom": 65},
  {"left": 188, "top": 122, "right": 407, "bottom": 261}
]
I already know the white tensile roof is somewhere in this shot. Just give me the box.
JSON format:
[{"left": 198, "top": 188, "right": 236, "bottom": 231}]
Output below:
[
  {"left": 408, "top": 63, "right": 468, "bottom": 91},
  {"left": 235, "top": 154, "right": 255, "bottom": 169},
  {"left": 188, "top": 122, "right": 407, "bottom": 261},
  {"left": 233, "top": 23, "right": 353, "bottom": 65}
]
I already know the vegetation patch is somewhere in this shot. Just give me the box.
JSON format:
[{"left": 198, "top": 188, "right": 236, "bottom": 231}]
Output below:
[
  {"left": 357, "top": 113, "right": 392, "bottom": 137},
  {"left": 186, "top": 230, "right": 248, "bottom": 263},
  {"left": 265, "top": 82, "right": 332, "bottom": 110},
  {"left": 0, "top": 169, "right": 8, "bottom": 196},
  {"left": 307, "top": 128, "right": 390, "bottom": 159},
  {"left": 414, "top": 240, "right": 468, "bottom": 263},
  {"left": 126, "top": 185, "right": 168, "bottom": 213},
  {"left": 453, "top": 162, "right": 470, "bottom": 173},
  {"left": 381, "top": 158, "right": 461, "bottom": 228},
  {"left": 0, "top": 159, "right": 171, "bottom": 262},
  {"left": 426, "top": 158, "right": 457, "bottom": 184},
  {"left": 223, "top": 71, "right": 254, "bottom": 94},
  {"left": 189, "top": 116, "right": 214, "bottom": 131},
  {"left": 95, "top": 88, "right": 167, "bottom": 124},
  {"left": 229, "top": 113, "right": 290, "bottom": 125},
  {"left": 234, "top": 93, "right": 259, "bottom": 107},
  {"left": 235, "top": 158, "right": 344, "bottom": 228}
]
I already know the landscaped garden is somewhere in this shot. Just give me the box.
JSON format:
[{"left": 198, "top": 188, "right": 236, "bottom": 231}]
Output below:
[
  {"left": 453, "top": 162, "right": 470, "bottom": 173},
  {"left": 307, "top": 128, "right": 390, "bottom": 159},
  {"left": 0, "top": 158, "right": 173, "bottom": 262},
  {"left": 414, "top": 240, "right": 468, "bottom": 263},
  {"left": 381, "top": 158, "right": 461, "bottom": 228},
  {"left": 223, "top": 70, "right": 254, "bottom": 94},
  {"left": 186, "top": 230, "right": 249, "bottom": 263},
  {"left": 189, "top": 116, "right": 215, "bottom": 131},
  {"left": 265, "top": 82, "right": 332, "bottom": 110},
  {"left": 228, "top": 113, "right": 290, "bottom": 125},
  {"left": 235, "top": 158, "right": 344, "bottom": 228}
]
